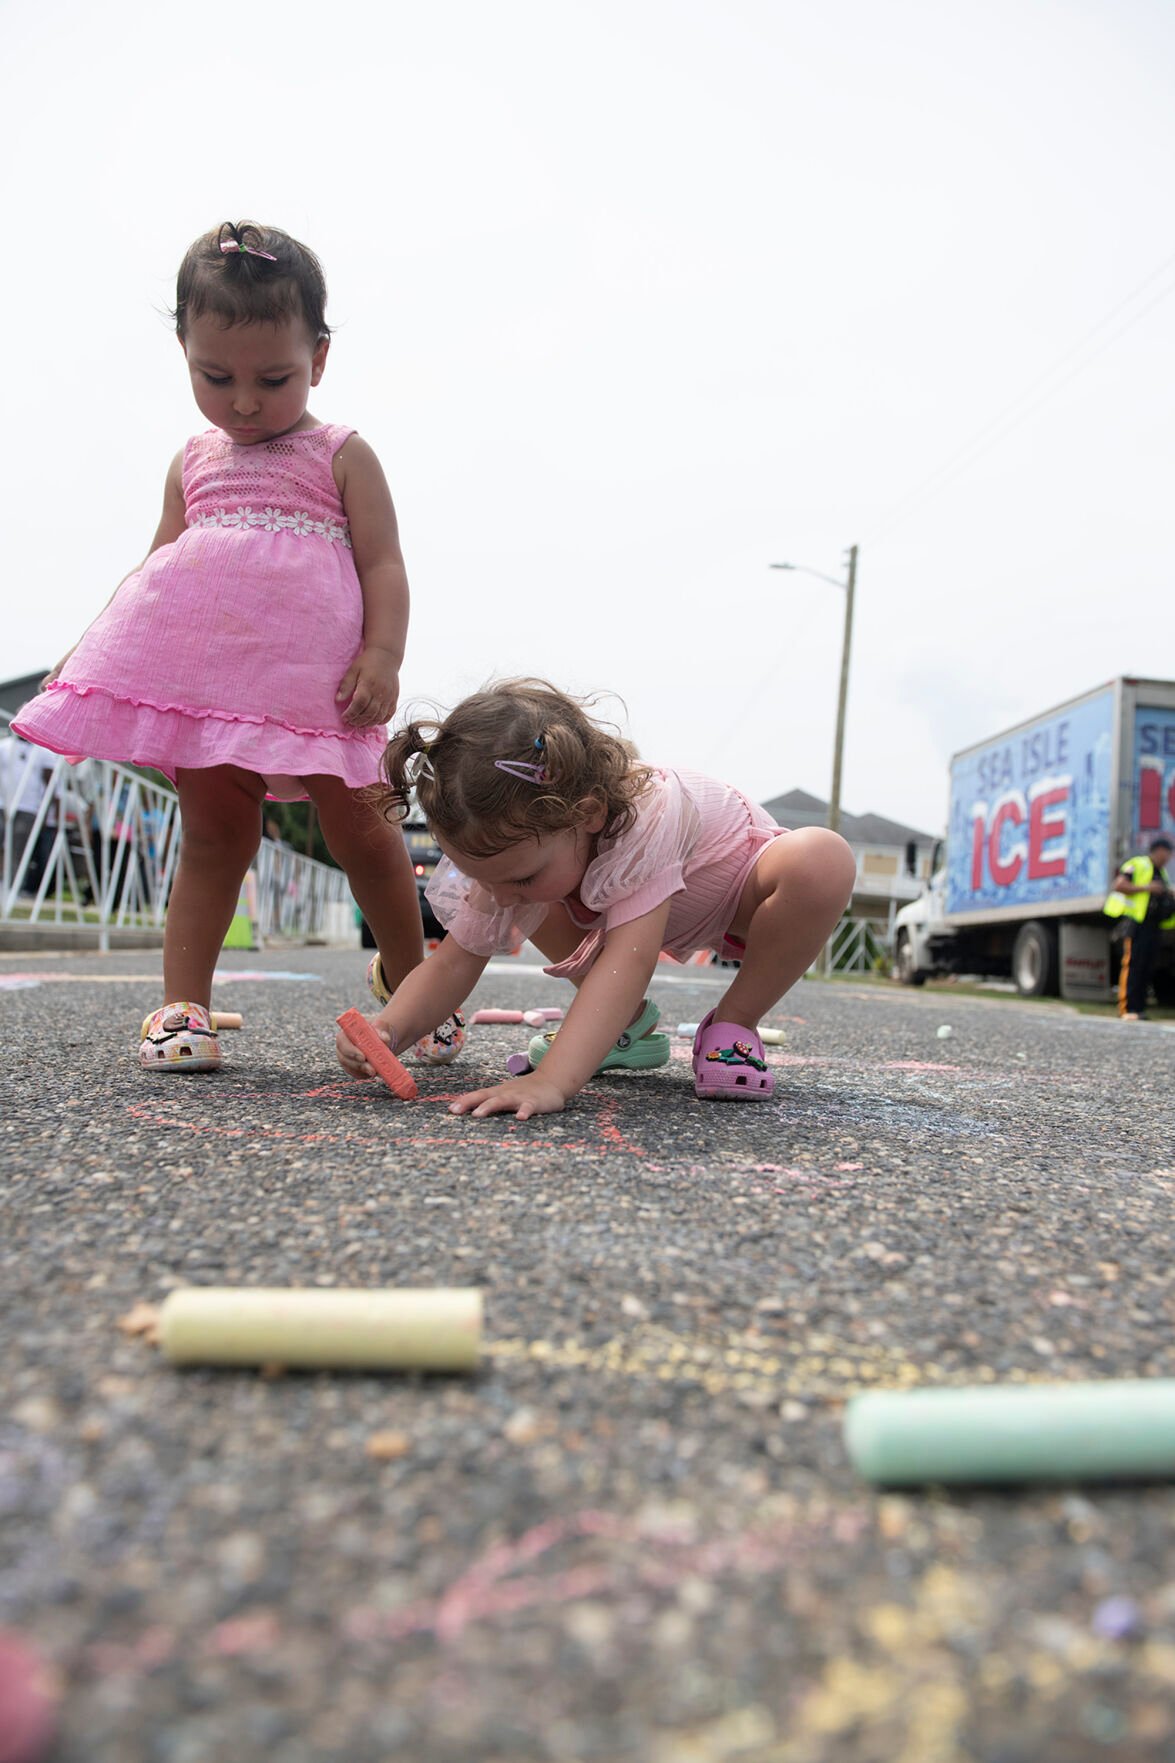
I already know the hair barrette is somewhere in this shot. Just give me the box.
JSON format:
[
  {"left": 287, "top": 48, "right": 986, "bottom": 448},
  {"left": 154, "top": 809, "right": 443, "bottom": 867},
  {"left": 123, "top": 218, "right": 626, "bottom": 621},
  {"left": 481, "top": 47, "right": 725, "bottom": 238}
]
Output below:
[
  {"left": 494, "top": 737, "right": 548, "bottom": 785},
  {"left": 494, "top": 759, "right": 549, "bottom": 784},
  {"left": 220, "top": 239, "right": 277, "bottom": 262}
]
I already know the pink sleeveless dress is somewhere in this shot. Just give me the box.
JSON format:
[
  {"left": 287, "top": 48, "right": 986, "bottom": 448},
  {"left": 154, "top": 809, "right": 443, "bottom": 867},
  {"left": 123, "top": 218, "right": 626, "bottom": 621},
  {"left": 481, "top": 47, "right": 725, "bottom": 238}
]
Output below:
[{"left": 13, "top": 424, "right": 386, "bottom": 800}]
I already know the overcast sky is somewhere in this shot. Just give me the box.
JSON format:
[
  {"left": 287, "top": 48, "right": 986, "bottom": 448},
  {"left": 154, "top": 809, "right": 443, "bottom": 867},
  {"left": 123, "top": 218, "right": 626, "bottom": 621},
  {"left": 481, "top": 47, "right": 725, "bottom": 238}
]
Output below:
[{"left": 3, "top": 0, "right": 1173, "bottom": 834}]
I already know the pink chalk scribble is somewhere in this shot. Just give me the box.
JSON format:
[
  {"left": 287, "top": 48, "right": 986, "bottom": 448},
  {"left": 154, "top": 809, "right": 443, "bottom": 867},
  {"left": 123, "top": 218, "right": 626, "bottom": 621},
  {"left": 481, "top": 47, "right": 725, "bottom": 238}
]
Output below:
[
  {"left": 345, "top": 1505, "right": 868, "bottom": 1647},
  {"left": 125, "top": 1086, "right": 648, "bottom": 1160}
]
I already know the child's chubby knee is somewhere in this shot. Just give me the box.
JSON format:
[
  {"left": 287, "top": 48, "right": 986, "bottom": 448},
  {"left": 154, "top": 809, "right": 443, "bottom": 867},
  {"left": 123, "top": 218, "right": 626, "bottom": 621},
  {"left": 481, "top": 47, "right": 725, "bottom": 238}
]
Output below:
[
  {"left": 771, "top": 826, "right": 856, "bottom": 903},
  {"left": 807, "top": 828, "right": 857, "bottom": 904},
  {"left": 818, "top": 827, "right": 857, "bottom": 882}
]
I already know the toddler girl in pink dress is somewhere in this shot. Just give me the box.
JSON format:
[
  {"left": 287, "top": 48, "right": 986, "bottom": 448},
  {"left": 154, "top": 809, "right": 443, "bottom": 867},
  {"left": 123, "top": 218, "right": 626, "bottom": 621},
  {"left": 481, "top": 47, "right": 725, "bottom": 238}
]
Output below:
[
  {"left": 14, "top": 220, "right": 461, "bottom": 1072},
  {"left": 336, "top": 679, "right": 856, "bottom": 1117}
]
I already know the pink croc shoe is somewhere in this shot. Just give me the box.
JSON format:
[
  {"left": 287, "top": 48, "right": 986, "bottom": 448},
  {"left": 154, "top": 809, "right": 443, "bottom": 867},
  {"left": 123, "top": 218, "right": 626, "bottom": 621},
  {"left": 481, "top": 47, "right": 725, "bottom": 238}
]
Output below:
[
  {"left": 140, "top": 1002, "right": 221, "bottom": 1073},
  {"left": 692, "top": 1010, "right": 774, "bottom": 1101}
]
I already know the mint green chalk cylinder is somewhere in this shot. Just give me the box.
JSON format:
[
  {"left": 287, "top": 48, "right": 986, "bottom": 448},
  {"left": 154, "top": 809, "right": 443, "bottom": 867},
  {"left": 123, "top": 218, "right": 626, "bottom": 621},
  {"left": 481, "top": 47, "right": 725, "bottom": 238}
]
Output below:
[{"left": 844, "top": 1381, "right": 1175, "bottom": 1485}]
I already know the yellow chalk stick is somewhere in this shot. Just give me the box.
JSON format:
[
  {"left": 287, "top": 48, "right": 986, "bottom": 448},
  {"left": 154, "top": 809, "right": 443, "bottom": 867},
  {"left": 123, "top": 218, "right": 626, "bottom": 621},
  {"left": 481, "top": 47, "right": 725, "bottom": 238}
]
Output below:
[
  {"left": 158, "top": 1287, "right": 482, "bottom": 1372},
  {"left": 210, "top": 1012, "right": 243, "bottom": 1030}
]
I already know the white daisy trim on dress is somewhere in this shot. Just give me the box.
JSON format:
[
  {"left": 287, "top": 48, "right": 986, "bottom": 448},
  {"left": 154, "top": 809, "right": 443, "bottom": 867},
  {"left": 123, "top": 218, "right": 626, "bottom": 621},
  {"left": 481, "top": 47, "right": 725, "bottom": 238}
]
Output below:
[{"left": 191, "top": 506, "right": 352, "bottom": 548}]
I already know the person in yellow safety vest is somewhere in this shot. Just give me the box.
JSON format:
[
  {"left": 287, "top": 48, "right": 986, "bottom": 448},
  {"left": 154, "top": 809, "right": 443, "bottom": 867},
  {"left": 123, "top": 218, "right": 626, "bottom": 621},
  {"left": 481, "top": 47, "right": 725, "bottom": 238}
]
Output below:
[{"left": 1104, "top": 835, "right": 1174, "bottom": 1020}]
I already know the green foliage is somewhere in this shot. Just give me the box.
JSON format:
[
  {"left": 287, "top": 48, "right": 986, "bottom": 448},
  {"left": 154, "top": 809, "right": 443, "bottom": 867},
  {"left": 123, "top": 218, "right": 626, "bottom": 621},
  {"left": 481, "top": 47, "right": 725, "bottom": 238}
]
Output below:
[{"left": 262, "top": 802, "right": 334, "bottom": 867}]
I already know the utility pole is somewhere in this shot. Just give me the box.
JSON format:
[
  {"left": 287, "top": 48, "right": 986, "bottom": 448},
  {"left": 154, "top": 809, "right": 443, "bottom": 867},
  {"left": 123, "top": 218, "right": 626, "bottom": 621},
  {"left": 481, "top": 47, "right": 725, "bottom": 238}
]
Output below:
[
  {"left": 827, "top": 543, "right": 858, "bottom": 837},
  {"left": 768, "top": 544, "right": 860, "bottom": 978}
]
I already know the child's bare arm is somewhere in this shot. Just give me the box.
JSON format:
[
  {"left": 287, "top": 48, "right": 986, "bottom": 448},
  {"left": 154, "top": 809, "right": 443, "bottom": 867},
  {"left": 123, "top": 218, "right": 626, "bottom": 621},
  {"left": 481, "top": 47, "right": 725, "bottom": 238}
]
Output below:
[
  {"left": 449, "top": 901, "right": 672, "bottom": 1120},
  {"left": 336, "top": 935, "right": 488, "bottom": 1076},
  {"left": 332, "top": 437, "right": 409, "bottom": 728},
  {"left": 146, "top": 451, "right": 189, "bottom": 554},
  {"left": 44, "top": 453, "right": 186, "bottom": 687}
]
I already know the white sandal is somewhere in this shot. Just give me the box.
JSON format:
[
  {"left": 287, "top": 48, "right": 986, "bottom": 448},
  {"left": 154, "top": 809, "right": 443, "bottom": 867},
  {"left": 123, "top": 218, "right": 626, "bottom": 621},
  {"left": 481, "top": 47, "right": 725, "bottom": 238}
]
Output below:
[
  {"left": 366, "top": 953, "right": 467, "bottom": 1065},
  {"left": 140, "top": 1002, "right": 221, "bottom": 1073}
]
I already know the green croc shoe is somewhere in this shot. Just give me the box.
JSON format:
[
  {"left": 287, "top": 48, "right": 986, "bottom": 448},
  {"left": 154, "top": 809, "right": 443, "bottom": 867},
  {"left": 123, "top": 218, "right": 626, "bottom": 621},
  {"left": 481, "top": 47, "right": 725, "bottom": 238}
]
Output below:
[{"left": 527, "top": 997, "right": 670, "bottom": 1073}]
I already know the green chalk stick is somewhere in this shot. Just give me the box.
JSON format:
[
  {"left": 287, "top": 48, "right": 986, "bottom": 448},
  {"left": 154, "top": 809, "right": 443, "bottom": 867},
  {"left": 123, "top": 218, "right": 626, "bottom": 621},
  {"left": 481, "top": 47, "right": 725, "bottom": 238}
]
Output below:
[{"left": 844, "top": 1380, "right": 1175, "bottom": 1485}]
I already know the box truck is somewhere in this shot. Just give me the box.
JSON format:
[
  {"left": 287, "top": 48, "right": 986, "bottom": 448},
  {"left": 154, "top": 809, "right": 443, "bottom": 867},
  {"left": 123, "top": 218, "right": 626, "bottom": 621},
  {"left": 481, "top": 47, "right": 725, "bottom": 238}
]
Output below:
[{"left": 892, "top": 677, "right": 1175, "bottom": 1001}]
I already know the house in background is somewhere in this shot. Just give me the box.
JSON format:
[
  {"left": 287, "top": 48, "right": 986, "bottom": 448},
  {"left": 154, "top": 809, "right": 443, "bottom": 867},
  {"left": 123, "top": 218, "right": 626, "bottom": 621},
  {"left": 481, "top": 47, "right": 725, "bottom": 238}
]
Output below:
[
  {"left": 0, "top": 672, "right": 44, "bottom": 720},
  {"left": 762, "top": 788, "right": 938, "bottom": 928}
]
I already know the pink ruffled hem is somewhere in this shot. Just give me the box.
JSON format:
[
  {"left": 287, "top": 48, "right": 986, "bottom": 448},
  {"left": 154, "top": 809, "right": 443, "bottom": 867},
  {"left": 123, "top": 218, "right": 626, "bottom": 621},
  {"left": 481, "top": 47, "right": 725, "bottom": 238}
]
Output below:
[{"left": 13, "top": 682, "right": 386, "bottom": 802}]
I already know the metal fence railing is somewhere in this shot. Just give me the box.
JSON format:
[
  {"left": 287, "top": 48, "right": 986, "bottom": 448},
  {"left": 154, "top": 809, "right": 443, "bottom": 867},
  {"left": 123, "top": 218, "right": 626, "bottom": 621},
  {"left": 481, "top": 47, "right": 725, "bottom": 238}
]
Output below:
[
  {"left": 828, "top": 915, "right": 891, "bottom": 973},
  {"left": 4, "top": 712, "right": 902, "bottom": 971},
  {"left": 1, "top": 712, "right": 352, "bottom": 950}
]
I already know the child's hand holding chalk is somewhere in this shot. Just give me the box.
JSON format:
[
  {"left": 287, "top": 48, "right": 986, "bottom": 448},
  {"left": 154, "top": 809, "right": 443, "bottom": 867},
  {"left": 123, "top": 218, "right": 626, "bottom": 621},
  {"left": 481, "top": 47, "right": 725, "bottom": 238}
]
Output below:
[{"left": 336, "top": 1009, "right": 418, "bottom": 1100}]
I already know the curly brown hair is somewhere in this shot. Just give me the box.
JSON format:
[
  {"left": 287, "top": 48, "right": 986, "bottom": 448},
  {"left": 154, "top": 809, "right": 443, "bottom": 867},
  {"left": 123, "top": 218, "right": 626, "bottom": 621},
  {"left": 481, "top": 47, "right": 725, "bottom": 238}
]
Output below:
[
  {"left": 380, "top": 680, "right": 654, "bottom": 859},
  {"left": 173, "top": 220, "right": 331, "bottom": 342}
]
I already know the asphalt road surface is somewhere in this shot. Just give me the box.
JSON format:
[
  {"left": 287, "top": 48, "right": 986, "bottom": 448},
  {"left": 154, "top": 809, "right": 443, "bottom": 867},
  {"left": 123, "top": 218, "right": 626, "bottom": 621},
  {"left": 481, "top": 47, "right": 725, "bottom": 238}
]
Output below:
[{"left": 2, "top": 945, "right": 1174, "bottom": 1763}]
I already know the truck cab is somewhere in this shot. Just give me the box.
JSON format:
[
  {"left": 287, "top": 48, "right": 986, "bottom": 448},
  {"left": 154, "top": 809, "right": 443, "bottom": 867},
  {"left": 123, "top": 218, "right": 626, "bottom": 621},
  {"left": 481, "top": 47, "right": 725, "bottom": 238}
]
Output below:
[{"left": 892, "top": 843, "right": 945, "bottom": 987}]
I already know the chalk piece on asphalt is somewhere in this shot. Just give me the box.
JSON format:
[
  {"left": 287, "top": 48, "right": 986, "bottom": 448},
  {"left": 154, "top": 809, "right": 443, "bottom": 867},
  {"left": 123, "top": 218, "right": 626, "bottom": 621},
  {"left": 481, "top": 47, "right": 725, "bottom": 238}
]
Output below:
[
  {"left": 336, "top": 1009, "right": 418, "bottom": 1100},
  {"left": 116, "top": 1301, "right": 162, "bottom": 1343},
  {"left": 676, "top": 1022, "right": 699, "bottom": 1038},
  {"left": 936, "top": 1025, "right": 954, "bottom": 1039},
  {"left": 522, "top": 1008, "right": 564, "bottom": 1027},
  {"left": 506, "top": 1053, "right": 533, "bottom": 1077},
  {"left": 470, "top": 1008, "right": 525, "bottom": 1024},
  {"left": 0, "top": 1628, "right": 58, "bottom": 1763},
  {"left": 366, "top": 1429, "right": 413, "bottom": 1460},
  {"left": 1091, "top": 1595, "right": 1141, "bottom": 1640},
  {"left": 759, "top": 1027, "right": 787, "bottom": 1045},
  {"left": 159, "top": 1287, "right": 482, "bottom": 1372},
  {"left": 210, "top": 1011, "right": 243, "bottom": 1030},
  {"left": 845, "top": 1380, "right": 1175, "bottom": 1485}
]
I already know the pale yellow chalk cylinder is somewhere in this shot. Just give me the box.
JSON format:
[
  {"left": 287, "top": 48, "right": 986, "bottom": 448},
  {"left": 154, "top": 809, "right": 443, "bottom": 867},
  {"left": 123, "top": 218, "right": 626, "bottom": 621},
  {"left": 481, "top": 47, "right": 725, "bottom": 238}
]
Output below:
[{"left": 158, "top": 1287, "right": 482, "bottom": 1372}]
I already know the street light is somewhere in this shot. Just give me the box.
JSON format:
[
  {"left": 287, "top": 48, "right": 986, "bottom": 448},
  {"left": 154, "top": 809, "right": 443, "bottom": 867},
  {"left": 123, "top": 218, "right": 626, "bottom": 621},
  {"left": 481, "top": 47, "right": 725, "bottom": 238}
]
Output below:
[{"left": 769, "top": 544, "right": 859, "bottom": 837}]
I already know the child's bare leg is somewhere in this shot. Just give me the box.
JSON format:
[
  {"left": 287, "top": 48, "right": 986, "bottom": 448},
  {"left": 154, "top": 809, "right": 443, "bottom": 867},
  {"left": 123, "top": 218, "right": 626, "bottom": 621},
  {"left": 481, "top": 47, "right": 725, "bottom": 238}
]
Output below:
[
  {"left": 165, "top": 766, "right": 266, "bottom": 1007},
  {"left": 717, "top": 828, "right": 856, "bottom": 1027},
  {"left": 305, "top": 776, "right": 423, "bottom": 990},
  {"left": 528, "top": 907, "right": 658, "bottom": 1033}
]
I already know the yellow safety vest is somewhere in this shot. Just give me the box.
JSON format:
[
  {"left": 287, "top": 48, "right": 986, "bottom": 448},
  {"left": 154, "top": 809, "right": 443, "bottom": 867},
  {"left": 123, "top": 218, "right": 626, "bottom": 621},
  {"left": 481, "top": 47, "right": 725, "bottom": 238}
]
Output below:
[{"left": 1104, "top": 855, "right": 1175, "bottom": 928}]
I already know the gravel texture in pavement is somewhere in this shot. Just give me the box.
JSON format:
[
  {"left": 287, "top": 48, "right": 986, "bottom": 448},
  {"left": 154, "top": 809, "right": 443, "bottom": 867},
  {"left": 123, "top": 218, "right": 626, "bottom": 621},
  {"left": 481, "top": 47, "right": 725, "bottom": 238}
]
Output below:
[{"left": 2, "top": 947, "right": 1174, "bottom": 1762}]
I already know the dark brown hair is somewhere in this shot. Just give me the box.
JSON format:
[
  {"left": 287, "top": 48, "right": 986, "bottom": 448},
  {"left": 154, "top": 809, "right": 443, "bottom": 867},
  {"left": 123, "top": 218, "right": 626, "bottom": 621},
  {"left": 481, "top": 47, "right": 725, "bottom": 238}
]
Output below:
[
  {"left": 173, "top": 221, "right": 330, "bottom": 341},
  {"left": 381, "top": 680, "right": 654, "bottom": 859}
]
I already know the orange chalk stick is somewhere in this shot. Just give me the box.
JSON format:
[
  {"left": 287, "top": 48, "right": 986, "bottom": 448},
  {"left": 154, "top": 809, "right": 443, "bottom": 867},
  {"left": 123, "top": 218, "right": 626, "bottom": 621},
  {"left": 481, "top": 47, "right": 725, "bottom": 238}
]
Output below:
[
  {"left": 336, "top": 1009, "right": 418, "bottom": 1101},
  {"left": 211, "top": 1011, "right": 243, "bottom": 1030}
]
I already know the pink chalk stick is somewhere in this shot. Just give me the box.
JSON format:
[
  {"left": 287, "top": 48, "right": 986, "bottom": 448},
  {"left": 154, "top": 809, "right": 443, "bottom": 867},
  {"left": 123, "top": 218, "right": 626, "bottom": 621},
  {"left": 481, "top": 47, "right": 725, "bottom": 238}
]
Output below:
[
  {"left": 0, "top": 1628, "right": 57, "bottom": 1763},
  {"left": 336, "top": 1009, "right": 418, "bottom": 1101},
  {"left": 470, "top": 1009, "right": 525, "bottom": 1024}
]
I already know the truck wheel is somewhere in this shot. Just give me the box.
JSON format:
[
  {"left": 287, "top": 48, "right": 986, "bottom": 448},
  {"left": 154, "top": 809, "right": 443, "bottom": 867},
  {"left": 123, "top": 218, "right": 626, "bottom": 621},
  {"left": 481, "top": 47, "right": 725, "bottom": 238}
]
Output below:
[
  {"left": 894, "top": 931, "right": 926, "bottom": 986},
  {"left": 1012, "top": 921, "right": 1058, "bottom": 997}
]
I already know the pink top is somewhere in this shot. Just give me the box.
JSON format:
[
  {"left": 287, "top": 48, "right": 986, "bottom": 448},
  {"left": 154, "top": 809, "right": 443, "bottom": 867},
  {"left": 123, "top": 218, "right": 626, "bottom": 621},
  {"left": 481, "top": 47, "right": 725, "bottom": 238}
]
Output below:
[
  {"left": 426, "top": 767, "right": 786, "bottom": 967},
  {"left": 12, "top": 424, "right": 386, "bottom": 800}
]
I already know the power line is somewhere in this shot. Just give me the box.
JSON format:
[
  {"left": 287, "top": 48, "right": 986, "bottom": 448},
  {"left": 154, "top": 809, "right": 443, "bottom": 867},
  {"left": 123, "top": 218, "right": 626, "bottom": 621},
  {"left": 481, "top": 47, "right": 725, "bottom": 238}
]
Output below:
[{"left": 866, "top": 248, "right": 1175, "bottom": 542}]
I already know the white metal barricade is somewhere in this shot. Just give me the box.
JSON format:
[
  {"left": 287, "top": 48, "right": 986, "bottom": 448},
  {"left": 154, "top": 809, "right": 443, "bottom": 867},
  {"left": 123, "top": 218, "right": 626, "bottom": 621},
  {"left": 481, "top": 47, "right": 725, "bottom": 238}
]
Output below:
[{"left": 1, "top": 713, "right": 351, "bottom": 949}]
